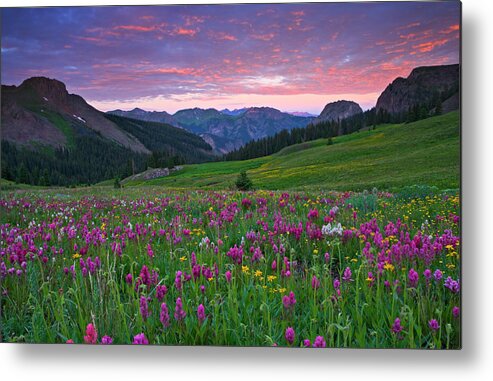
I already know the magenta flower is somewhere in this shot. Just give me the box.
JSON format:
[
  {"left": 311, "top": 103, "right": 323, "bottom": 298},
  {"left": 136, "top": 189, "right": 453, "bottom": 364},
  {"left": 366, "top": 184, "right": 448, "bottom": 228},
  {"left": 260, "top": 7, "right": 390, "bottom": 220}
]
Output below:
[
  {"left": 132, "top": 333, "right": 149, "bottom": 345},
  {"left": 423, "top": 269, "right": 432, "bottom": 281},
  {"left": 146, "top": 243, "right": 154, "bottom": 258},
  {"left": 285, "top": 327, "right": 295, "bottom": 345},
  {"left": 139, "top": 295, "right": 150, "bottom": 321},
  {"left": 408, "top": 268, "right": 419, "bottom": 288},
  {"left": 313, "top": 336, "right": 326, "bottom": 348},
  {"left": 434, "top": 269, "right": 443, "bottom": 282},
  {"left": 225, "top": 270, "right": 232, "bottom": 283},
  {"left": 125, "top": 273, "right": 133, "bottom": 285},
  {"left": 156, "top": 284, "right": 168, "bottom": 301},
  {"left": 342, "top": 267, "right": 352, "bottom": 282},
  {"left": 160, "top": 302, "right": 170, "bottom": 328},
  {"left": 333, "top": 278, "right": 340, "bottom": 289},
  {"left": 303, "top": 339, "right": 311, "bottom": 347},
  {"left": 311, "top": 275, "right": 321, "bottom": 290},
  {"left": 174, "top": 297, "right": 186, "bottom": 321},
  {"left": 101, "top": 335, "right": 113, "bottom": 344},
  {"left": 452, "top": 306, "right": 460, "bottom": 319},
  {"left": 139, "top": 265, "right": 151, "bottom": 287},
  {"left": 429, "top": 319, "right": 440, "bottom": 332},
  {"left": 391, "top": 318, "right": 403, "bottom": 335},
  {"left": 83, "top": 323, "right": 98, "bottom": 344},
  {"left": 307, "top": 208, "right": 319, "bottom": 220},
  {"left": 444, "top": 276, "right": 460, "bottom": 293},
  {"left": 282, "top": 291, "right": 296, "bottom": 309},
  {"left": 174, "top": 270, "right": 183, "bottom": 291},
  {"left": 197, "top": 304, "right": 206, "bottom": 324}
]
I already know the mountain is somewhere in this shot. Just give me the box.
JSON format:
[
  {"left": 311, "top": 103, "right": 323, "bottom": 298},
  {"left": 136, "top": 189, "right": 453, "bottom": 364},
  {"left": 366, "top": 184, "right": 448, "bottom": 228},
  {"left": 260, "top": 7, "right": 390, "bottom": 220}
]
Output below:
[
  {"left": 288, "top": 111, "right": 317, "bottom": 117},
  {"left": 1, "top": 77, "right": 215, "bottom": 186},
  {"left": 108, "top": 106, "right": 314, "bottom": 153},
  {"left": 109, "top": 107, "right": 177, "bottom": 126},
  {"left": 2, "top": 77, "right": 149, "bottom": 153},
  {"left": 312, "top": 100, "right": 363, "bottom": 125},
  {"left": 220, "top": 108, "right": 248, "bottom": 116},
  {"left": 376, "top": 64, "right": 460, "bottom": 115}
]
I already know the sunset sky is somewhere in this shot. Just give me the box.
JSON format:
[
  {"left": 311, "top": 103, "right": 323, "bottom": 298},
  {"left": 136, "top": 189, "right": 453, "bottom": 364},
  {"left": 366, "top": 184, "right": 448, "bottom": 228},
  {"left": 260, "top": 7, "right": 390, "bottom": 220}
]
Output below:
[{"left": 1, "top": 2, "right": 460, "bottom": 114}]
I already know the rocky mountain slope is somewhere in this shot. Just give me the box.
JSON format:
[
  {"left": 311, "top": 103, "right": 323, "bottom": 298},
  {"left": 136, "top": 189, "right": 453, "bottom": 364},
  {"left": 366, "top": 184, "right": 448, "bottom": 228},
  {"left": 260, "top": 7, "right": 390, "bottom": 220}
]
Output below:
[
  {"left": 311, "top": 100, "right": 363, "bottom": 125},
  {"left": 376, "top": 64, "right": 460, "bottom": 115},
  {"left": 2, "top": 77, "right": 149, "bottom": 153}
]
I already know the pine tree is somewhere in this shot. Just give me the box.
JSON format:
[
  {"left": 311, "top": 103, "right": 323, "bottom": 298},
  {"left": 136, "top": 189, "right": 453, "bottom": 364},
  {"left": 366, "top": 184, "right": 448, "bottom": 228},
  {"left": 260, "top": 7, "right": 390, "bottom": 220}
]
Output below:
[{"left": 235, "top": 171, "right": 253, "bottom": 191}]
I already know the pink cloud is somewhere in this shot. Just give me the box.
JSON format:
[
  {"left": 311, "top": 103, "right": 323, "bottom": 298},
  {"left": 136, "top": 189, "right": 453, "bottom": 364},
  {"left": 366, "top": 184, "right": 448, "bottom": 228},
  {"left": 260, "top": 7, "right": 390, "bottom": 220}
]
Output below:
[
  {"left": 413, "top": 38, "right": 449, "bottom": 53},
  {"left": 440, "top": 24, "right": 460, "bottom": 34},
  {"left": 174, "top": 27, "right": 197, "bottom": 37},
  {"left": 114, "top": 24, "right": 157, "bottom": 32}
]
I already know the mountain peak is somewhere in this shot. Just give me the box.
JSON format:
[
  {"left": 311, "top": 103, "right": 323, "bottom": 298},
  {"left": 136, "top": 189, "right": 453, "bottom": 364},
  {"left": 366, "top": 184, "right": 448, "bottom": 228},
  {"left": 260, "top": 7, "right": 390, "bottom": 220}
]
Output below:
[
  {"left": 20, "top": 76, "right": 68, "bottom": 95},
  {"left": 312, "top": 100, "right": 362, "bottom": 125}
]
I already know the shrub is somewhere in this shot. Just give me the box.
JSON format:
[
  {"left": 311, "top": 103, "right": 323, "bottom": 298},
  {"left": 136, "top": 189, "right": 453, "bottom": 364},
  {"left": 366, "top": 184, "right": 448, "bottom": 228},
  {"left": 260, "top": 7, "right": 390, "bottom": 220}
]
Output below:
[
  {"left": 235, "top": 171, "right": 253, "bottom": 191},
  {"left": 114, "top": 177, "right": 122, "bottom": 189}
]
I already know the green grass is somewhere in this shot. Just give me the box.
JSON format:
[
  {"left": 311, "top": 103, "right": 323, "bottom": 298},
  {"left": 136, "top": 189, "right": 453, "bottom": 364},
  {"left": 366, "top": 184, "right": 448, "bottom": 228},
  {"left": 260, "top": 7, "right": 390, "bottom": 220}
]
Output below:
[{"left": 122, "top": 111, "right": 460, "bottom": 191}]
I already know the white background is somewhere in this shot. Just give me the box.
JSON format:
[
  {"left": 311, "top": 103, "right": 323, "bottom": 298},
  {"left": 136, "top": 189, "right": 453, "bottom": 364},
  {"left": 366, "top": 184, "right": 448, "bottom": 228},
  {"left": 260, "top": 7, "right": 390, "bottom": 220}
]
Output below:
[{"left": 1, "top": 0, "right": 491, "bottom": 380}]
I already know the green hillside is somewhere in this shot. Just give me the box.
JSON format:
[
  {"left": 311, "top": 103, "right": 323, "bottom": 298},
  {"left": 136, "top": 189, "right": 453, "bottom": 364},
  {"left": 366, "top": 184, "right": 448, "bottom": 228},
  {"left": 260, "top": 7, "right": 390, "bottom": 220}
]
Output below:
[{"left": 122, "top": 111, "right": 460, "bottom": 191}]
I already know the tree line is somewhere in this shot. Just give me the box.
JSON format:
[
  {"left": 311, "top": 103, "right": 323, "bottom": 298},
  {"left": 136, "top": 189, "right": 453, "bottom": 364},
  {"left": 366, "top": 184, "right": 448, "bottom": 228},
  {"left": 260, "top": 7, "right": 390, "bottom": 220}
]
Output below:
[{"left": 223, "top": 85, "right": 458, "bottom": 162}]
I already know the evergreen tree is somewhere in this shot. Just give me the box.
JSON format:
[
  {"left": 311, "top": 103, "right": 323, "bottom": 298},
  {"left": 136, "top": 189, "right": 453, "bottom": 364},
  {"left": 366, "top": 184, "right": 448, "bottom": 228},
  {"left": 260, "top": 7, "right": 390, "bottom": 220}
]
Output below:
[{"left": 235, "top": 171, "right": 253, "bottom": 191}]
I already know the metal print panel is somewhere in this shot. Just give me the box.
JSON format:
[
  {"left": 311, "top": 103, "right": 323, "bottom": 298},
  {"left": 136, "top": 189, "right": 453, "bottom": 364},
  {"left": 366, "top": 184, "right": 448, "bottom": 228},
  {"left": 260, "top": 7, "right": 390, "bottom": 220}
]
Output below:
[{"left": 0, "top": 1, "right": 461, "bottom": 348}]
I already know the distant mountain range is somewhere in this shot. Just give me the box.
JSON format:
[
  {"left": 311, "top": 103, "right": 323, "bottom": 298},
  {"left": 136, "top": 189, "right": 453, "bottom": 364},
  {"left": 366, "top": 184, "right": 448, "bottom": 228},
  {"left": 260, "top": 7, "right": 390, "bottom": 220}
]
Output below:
[{"left": 108, "top": 106, "right": 315, "bottom": 153}]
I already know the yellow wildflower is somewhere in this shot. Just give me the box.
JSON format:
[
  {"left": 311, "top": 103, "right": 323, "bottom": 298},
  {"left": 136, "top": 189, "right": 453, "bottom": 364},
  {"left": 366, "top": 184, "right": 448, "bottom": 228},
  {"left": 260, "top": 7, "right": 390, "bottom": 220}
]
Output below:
[{"left": 383, "top": 262, "right": 395, "bottom": 272}]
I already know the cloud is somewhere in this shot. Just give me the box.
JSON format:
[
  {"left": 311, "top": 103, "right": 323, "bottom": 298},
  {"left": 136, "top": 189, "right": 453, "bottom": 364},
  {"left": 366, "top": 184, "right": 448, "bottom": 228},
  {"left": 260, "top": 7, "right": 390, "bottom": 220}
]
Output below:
[
  {"left": 1, "top": 3, "right": 460, "bottom": 112},
  {"left": 413, "top": 38, "right": 449, "bottom": 53},
  {"left": 114, "top": 24, "right": 158, "bottom": 32},
  {"left": 173, "top": 27, "right": 198, "bottom": 37}
]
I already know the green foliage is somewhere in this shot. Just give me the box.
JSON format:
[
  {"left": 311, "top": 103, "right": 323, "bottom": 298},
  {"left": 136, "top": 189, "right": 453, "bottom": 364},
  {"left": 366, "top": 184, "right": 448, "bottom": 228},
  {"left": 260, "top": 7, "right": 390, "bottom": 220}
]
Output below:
[
  {"left": 396, "top": 185, "right": 440, "bottom": 200},
  {"left": 327, "top": 137, "right": 334, "bottom": 145},
  {"left": 346, "top": 189, "right": 378, "bottom": 214},
  {"left": 113, "top": 177, "right": 122, "bottom": 189},
  {"left": 235, "top": 170, "right": 253, "bottom": 191}
]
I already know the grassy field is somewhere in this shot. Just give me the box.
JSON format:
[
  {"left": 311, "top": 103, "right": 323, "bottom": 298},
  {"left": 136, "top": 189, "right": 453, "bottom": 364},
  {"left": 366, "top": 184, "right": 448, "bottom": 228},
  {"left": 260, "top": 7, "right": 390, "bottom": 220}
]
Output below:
[{"left": 122, "top": 111, "right": 460, "bottom": 192}]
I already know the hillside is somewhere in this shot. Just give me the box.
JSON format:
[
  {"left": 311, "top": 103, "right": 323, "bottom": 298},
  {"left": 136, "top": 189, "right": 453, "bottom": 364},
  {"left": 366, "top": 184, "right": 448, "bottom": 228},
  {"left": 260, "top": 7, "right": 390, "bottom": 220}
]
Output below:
[
  {"left": 1, "top": 77, "right": 216, "bottom": 186},
  {"left": 108, "top": 106, "right": 314, "bottom": 153},
  {"left": 122, "top": 111, "right": 460, "bottom": 191}
]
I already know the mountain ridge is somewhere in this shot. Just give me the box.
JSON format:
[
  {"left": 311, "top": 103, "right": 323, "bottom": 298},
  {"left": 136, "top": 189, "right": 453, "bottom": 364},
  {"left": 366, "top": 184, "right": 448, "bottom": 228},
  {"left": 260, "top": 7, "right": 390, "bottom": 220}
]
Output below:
[{"left": 108, "top": 105, "right": 315, "bottom": 153}]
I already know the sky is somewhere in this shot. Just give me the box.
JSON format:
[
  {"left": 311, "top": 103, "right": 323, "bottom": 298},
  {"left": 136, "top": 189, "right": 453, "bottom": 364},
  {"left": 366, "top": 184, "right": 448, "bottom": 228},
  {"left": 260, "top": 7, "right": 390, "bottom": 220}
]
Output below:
[{"left": 1, "top": 2, "right": 460, "bottom": 114}]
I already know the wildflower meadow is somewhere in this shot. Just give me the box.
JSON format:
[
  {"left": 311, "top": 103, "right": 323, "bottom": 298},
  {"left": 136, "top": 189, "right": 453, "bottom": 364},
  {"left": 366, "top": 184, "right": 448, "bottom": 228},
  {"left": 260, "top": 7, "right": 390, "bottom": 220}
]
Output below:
[{"left": 0, "top": 187, "right": 460, "bottom": 348}]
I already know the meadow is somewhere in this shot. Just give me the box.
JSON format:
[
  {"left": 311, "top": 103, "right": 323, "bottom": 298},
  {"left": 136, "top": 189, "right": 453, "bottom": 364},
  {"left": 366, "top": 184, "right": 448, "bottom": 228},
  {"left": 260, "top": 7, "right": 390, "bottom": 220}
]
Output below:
[
  {"left": 121, "top": 112, "right": 460, "bottom": 192},
  {"left": 0, "top": 186, "right": 460, "bottom": 348}
]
